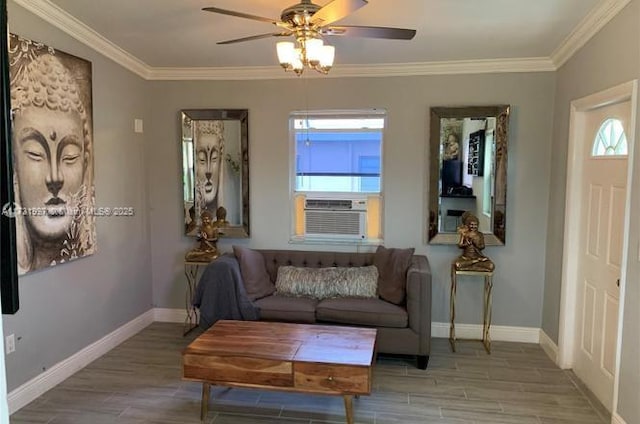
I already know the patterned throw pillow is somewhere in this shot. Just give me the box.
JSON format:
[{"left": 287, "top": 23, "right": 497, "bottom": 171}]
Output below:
[{"left": 275, "top": 266, "right": 378, "bottom": 300}]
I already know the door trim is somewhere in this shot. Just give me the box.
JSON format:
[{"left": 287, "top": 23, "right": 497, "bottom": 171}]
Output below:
[{"left": 558, "top": 80, "right": 637, "bottom": 413}]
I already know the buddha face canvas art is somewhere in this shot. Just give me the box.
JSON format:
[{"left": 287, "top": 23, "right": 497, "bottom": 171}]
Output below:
[{"left": 8, "top": 33, "right": 96, "bottom": 274}]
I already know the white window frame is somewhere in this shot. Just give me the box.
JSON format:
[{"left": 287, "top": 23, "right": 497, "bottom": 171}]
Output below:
[{"left": 289, "top": 109, "right": 386, "bottom": 245}]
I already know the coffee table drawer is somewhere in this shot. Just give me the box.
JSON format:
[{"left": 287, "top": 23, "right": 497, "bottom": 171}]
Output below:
[
  {"left": 184, "top": 354, "right": 293, "bottom": 387},
  {"left": 294, "top": 363, "right": 370, "bottom": 394}
]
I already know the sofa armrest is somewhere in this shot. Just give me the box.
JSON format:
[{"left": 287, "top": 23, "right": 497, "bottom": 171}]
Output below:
[{"left": 406, "top": 254, "right": 432, "bottom": 355}]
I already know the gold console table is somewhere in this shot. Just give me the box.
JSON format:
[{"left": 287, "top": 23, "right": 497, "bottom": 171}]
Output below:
[
  {"left": 449, "top": 264, "right": 494, "bottom": 353},
  {"left": 183, "top": 260, "right": 211, "bottom": 336}
]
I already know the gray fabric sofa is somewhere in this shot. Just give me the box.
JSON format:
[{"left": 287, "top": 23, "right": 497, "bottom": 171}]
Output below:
[{"left": 246, "top": 249, "right": 432, "bottom": 369}]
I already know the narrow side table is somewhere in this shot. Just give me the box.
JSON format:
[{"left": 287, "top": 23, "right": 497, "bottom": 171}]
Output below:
[
  {"left": 449, "top": 264, "right": 494, "bottom": 353},
  {"left": 183, "top": 260, "right": 210, "bottom": 336}
]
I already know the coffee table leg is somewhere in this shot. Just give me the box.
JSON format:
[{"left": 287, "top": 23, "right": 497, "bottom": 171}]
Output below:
[
  {"left": 343, "top": 395, "right": 353, "bottom": 424},
  {"left": 200, "top": 383, "right": 210, "bottom": 422}
]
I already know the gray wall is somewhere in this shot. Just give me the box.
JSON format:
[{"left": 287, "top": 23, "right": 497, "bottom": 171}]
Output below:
[
  {"left": 4, "top": 0, "right": 637, "bottom": 419},
  {"left": 541, "top": 0, "right": 640, "bottom": 421},
  {"left": 3, "top": 4, "right": 153, "bottom": 391},
  {"left": 148, "top": 73, "right": 555, "bottom": 328}
]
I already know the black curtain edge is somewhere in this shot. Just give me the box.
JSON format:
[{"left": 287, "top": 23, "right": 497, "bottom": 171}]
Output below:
[{"left": 1, "top": 0, "right": 20, "bottom": 315}]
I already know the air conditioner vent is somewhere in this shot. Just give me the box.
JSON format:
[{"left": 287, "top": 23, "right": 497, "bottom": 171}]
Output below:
[
  {"left": 304, "top": 199, "right": 354, "bottom": 210},
  {"left": 305, "top": 211, "right": 363, "bottom": 236}
]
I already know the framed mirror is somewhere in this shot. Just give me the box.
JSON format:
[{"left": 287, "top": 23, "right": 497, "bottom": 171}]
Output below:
[
  {"left": 181, "top": 109, "right": 250, "bottom": 238},
  {"left": 428, "top": 105, "right": 509, "bottom": 245}
]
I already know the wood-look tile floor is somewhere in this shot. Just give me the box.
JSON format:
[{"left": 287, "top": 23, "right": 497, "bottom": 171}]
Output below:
[{"left": 10, "top": 322, "right": 610, "bottom": 424}]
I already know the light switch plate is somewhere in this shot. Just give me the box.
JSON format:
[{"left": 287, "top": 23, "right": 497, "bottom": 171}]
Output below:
[{"left": 134, "top": 119, "right": 143, "bottom": 133}]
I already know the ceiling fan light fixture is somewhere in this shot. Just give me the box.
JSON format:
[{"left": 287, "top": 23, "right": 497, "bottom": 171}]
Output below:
[
  {"left": 205, "top": 0, "right": 416, "bottom": 77},
  {"left": 276, "top": 37, "right": 334, "bottom": 76}
]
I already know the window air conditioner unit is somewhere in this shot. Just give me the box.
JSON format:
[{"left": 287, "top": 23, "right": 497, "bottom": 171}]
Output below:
[{"left": 303, "top": 198, "right": 367, "bottom": 239}]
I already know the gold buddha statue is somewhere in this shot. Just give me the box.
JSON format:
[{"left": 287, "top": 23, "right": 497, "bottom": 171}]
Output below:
[
  {"left": 454, "top": 211, "right": 495, "bottom": 272},
  {"left": 185, "top": 210, "right": 220, "bottom": 263}
]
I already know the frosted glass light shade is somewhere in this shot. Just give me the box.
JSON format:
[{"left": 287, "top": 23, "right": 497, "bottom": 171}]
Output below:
[
  {"left": 306, "top": 38, "right": 324, "bottom": 65},
  {"left": 319, "top": 45, "right": 335, "bottom": 68},
  {"left": 277, "top": 41, "right": 295, "bottom": 65}
]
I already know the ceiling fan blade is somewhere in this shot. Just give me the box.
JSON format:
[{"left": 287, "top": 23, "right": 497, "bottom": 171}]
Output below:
[
  {"left": 203, "top": 7, "right": 277, "bottom": 25},
  {"left": 310, "top": 0, "right": 368, "bottom": 26},
  {"left": 324, "top": 25, "right": 416, "bottom": 40},
  {"left": 217, "top": 32, "right": 291, "bottom": 45}
]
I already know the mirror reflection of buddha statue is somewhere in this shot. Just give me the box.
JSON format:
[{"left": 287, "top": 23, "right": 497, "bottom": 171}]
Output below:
[
  {"left": 443, "top": 133, "right": 460, "bottom": 160},
  {"left": 185, "top": 210, "right": 220, "bottom": 263},
  {"left": 454, "top": 211, "right": 495, "bottom": 272},
  {"left": 214, "top": 206, "right": 229, "bottom": 233}
]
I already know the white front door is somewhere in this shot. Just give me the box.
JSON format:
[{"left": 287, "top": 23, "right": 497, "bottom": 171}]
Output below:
[{"left": 574, "top": 100, "right": 630, "bottom": 411}]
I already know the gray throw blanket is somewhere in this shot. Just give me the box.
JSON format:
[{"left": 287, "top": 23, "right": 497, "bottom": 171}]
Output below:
[{"left": 192, "top": 254, "right": 260, "bottom": 329}]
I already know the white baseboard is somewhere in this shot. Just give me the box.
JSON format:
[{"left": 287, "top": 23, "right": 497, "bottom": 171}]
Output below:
[
  {"left": 7, "top": 309, "right": 154, "bottom": 414},
  {"left": 154, "top": 308, "right": 187, "bottom": 323},
  {"left": 150, "top": 311, "right": 543, "bottom": 343},
  {"left": 612, "top": 412, "right": 628, "bottom": 424},
  {"left": 431, "top": 321, "right": 540, "bottom": 343},
  {"left": 539, "top": 329, "right": 559, "bottom": 364}
]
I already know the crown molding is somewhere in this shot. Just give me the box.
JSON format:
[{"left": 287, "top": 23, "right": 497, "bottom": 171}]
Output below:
[
  {"left": 12, "top": 0, "right": 151, "bottom": 79},
  {"left": 551, "top": 0, "right": 632, "bottom": 68},
  {"left": 147, "top": 66, "right": 290, "bottom": 81},
  {"left": 15, "top": 0, "right": 631, "bottom": 81},
  {"left": 148, "top": 57, "right": 556, "bottom": 81},
  {"left": 332, "top": 58, "right": 557, "bottom": 77}
]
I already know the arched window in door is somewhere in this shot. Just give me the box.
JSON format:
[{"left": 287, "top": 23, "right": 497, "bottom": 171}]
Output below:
[{"left": 592, "top": 118, "right": 628, "bottom": 156}]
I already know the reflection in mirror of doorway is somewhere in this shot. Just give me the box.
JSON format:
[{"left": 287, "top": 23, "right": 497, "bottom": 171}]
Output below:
[
  {"left": 428, "top": 105, "right": 509, "bottom": 246},
  {"left": 438, "top": 117, "right": 496, "bottom": 234}
]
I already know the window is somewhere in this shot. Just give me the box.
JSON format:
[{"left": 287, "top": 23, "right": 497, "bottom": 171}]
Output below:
[
  {"left": 293, "top": 113, "right": 383, "bottom": 192},
  {"left": 290, "top": 110, "right": 385, "bottom": 243},
  {"left": 592, "top": 118, "right": 628, "bottom": 156}
]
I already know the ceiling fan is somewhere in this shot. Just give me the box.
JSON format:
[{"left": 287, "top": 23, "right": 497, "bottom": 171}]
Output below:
[{"left": 202, "top": 0, "right": 416, "bottom": 74}]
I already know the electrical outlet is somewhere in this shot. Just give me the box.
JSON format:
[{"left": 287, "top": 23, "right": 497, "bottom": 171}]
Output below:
[{"left": 5, "top": 334, "right": 15, "bottom": 354}]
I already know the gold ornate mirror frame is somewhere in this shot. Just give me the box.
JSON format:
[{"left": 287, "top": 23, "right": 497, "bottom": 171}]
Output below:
[
  {"left": 428, "top": 105, "right": 509, "bottom": 245},
  {"left": 181, "top": 109, "right": 250, "bottom": 238}
]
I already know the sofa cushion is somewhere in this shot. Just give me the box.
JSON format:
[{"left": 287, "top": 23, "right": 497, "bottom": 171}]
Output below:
[
  {"left": 233, "top": 246, "right": 276, "bottom": 301},
  {"left": 275, "top": 266, "right": 378, "bottom": 300},
  {"left": 373, "top": 246, "right": 414, "bottom": 305},
  {"left": 316, "top": 297, "right": 408, "bottom": 328},
  {"left": 254, "top": 295, "right": 317, "bottom": 323}
]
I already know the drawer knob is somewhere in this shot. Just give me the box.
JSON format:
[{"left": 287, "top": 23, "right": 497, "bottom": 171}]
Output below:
[{"left": 327, "top": 376, "right": 334, "bottom": 382}]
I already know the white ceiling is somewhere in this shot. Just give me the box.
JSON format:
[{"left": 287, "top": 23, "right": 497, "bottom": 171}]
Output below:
[{"left": 41, "top": 0, "right": 604, "bottom": 70}]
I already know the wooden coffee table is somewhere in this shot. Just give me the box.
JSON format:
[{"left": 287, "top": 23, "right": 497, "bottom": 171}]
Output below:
[{"left": 182, "top": 320, "right": 377, "bottom": 423}]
